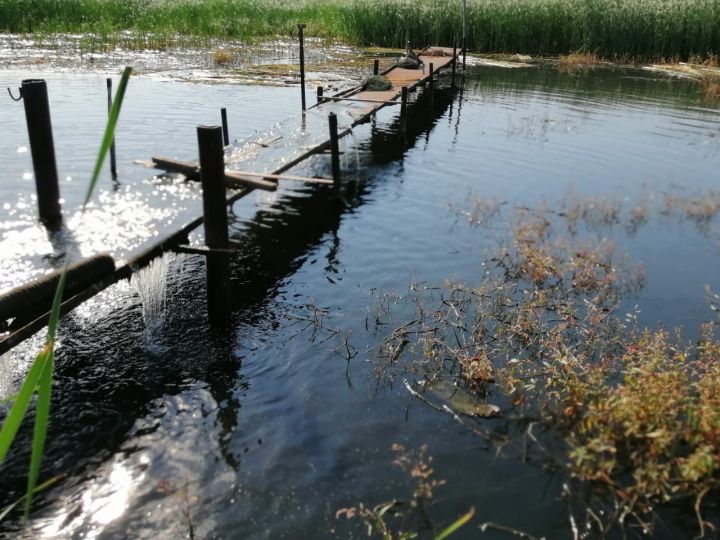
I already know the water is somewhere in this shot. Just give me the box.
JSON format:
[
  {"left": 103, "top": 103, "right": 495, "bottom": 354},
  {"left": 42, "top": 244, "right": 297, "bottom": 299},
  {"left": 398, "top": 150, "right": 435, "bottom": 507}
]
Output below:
[
  {"left": 130, "top": 252, "right": 172, "bottom": 348},
  {"left": 1, "top": 59, "right": 719, "bottom": 540},
  {"left": 0, "top": 72, "right": 301, "bottom": 291}
]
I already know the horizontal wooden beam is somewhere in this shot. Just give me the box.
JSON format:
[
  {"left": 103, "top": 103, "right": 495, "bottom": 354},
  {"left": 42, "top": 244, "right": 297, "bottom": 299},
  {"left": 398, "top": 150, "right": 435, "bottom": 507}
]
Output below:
[
  {"left": 320, "top": 96, "right": 401, "bottom": 105},
  {"left": 140, "top": 156, "right": 278, "bottom": 192},
  {"left": 173, "top": 244, "right": 236, "bottom": 256},
  {"left": 138, "top": 157, "right": 334, "bottom": 187},
  {"left": 225, "top": 169, "right": 334, "bottom": 185}
]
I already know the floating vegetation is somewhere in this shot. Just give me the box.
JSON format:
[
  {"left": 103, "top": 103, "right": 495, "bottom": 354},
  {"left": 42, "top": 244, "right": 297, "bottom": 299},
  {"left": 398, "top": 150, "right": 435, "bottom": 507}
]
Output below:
[
  {"left": 337, "top": 444, "right": 474, "bottom": 539},
  {"left": 557, "top": 52, "right": 605, "bottom": 72},
  {"left": 212, "top": 48, "right": 236, "bottom": 67},
  {"left": 454, "top": 189, "right": 720, "bottom": 239},
  {"left": 357, "top": 192, "right": 720, "bottom": 536}
]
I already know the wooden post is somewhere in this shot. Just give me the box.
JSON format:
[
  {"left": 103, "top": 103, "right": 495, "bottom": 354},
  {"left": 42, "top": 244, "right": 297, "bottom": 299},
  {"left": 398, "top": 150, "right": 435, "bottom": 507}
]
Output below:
[
  {"left": 106, "top": 78, "right": 118, "bottom": 180},
  {"left": 429, "top": 63, "right": 434, "bottom": 87},
  {"left": 196, "top": 125, "right": 231, "bottom": 325},
  {"left": 451, "top": 43, "right": 457, "bottom": 88},
  {"left": 328, "top": 113, "right": 341, "bottom": 183},
  {"left": 316, "top": 86, "right": 324, "bottom": 104},
  {"left": 400, "top": 86, "right": 408, "bottom": 135},
  {"left": 298, "top": 23, "right": 306, "bottom": 111},
  {"left": 21, "top": 79, "right": 61, "bottom": 226},
  {"left": 462, "top": 0, "right": 467, "bottom": 70},
  {"left": 221, "top": 107, "right": 229, "bottom": 146},
  {"left": 373, "top": 59, "right": 379, "bottom": 75}
]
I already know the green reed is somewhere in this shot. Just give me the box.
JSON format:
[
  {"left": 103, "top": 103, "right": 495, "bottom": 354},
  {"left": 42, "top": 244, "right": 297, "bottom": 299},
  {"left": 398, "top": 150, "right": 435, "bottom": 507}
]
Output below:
[
  {"left": 0, "top": 0, "right": 718, "bottom": 59},
  {"left": 337, "top": 0, "right": 720, "bottom": 59},
  {"left": 0, "top": 67, "right": 132, "bottom": 522}
]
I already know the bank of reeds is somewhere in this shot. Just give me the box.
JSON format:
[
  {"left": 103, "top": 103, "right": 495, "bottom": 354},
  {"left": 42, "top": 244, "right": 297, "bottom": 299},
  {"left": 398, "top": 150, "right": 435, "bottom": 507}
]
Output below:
[{"left": 0, "top": 0, "right": 718, "bottom": 60}]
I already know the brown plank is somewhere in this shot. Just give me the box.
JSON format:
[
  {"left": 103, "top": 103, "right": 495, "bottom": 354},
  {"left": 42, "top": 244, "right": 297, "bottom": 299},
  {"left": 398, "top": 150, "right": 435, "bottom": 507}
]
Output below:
[
  {"left": 149, "top": 156, "right": 278, "bottom": 191},
  {"left": 226, "top": 170, "right": 334, "bottom": 185}
]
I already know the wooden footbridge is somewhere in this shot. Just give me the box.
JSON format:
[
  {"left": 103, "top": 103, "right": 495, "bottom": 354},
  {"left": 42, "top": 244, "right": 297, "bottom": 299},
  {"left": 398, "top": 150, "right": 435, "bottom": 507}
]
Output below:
[
  {"left": 141, "top": 46, "right": 457, "bottom": 186},
  {"left": 0, "top": 45, "right": 460, "bottom": 354}
]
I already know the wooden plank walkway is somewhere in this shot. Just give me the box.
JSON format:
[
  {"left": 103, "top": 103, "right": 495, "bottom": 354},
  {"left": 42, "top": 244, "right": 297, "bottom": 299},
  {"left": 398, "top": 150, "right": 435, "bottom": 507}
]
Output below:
[{"left": 149, "top": 47, "right": 457, "bottom": 181}]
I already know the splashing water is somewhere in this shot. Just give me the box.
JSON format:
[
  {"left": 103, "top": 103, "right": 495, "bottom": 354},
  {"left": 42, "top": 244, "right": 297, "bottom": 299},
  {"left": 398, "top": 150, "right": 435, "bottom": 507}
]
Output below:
[
  {"left": 130, "top": 253, "right": 172, "bottom": 348},
  {"left": 347, "top": 128, "right": 360, "bottom": 170}
]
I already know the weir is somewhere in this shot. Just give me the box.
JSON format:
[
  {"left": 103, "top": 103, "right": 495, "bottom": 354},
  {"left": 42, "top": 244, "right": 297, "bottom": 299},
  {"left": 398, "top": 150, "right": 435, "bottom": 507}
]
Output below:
[{"left": 0, "top": 45, "right": 460, "bottom": 354}]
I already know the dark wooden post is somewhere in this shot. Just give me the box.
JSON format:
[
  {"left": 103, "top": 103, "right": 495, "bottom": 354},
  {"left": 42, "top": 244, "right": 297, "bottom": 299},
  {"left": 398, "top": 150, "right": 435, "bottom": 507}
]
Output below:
[
  {"left": 106, "top": 78, "right": 118, "bottom": 180},
  {"left": 373, "top": 59, "right": 379, "bottom": 75},
  {"left": 462, "top": 0, "right": 467, "bottom": 70},
  {"left": 451, "top": 43, "right": 457, "bottom": 88},
  {"left": 429, "top": 62, "right": 434, "bottom": 87},
  {"left": 298, "top": 23, "right": 306, "bottom": 111},
  {"left": 328, "top": 113, "right": 341, "bottom": 183},
  {"left": 197, "top": 125, "right": 231, "bottom": 325},
  {"left": 316, "top": 86, "right": 324, "bottom": 104},
  {"left": 221, "top": 107, "right": 229, "bottom": 146},
  {"left": 21, "top": 79, "right": 61, "bottom": 226}
]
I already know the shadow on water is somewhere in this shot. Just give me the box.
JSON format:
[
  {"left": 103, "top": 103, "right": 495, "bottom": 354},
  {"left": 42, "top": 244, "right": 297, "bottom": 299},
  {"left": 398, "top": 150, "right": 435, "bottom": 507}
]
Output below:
[
  {"left": 0, "top": 81, "right": 458, "bottom": 528},
  {"left": 227, "top": 84, "right": 457, "bottom": 314}
]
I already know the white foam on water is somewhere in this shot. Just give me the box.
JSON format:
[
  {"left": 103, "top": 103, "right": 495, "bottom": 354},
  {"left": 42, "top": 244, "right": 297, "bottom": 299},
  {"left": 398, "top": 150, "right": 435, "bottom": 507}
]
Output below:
[{"left": 130, "top": 252, "right": 172, "bottom": 349}]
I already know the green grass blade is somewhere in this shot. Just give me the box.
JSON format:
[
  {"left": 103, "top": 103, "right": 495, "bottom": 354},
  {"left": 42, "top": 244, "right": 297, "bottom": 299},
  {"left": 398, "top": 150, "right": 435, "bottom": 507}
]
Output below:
[
  {"left": 24, "top": 349, "right": 53, "bottom": 518},
  {"left": 0, "top": 65, "right": 133, "bottom": 525},
  {"left": 0, "top": 476, "right": 61, "bottom": 523},
  {"left": 434, "top": 507, "right": 475, "bottom": 540},
  {"left": 0, "top": 349, "right": 52, "bottom": 463},
  {"left": 84, "top": 66, "right": 132, "bottom": 208},
  {"left": 45, "top": 270, "right": 66, "bottom": 343}
]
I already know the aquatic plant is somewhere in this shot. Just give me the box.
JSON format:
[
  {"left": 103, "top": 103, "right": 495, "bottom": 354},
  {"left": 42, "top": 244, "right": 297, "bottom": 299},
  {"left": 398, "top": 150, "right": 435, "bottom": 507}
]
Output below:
[
  {"left": 0, "top": 0, "right": 719, "bottom": 60},
  {"left": 212, "top": 48, "right": 236, "bottom": 66},
  {"left": 337, "top": 443, "right": 475, "bottom": 539},
  {"left": 0, "top": 67, "right": 132, "bottom": 521},
  {"left": 364, "top": 200, "right": 720, "bottom": 536}
]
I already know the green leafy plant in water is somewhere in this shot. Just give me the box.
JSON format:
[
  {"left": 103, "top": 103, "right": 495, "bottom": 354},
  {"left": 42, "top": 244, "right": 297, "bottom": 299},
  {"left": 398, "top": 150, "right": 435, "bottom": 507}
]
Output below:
[
  {"left": 0, "top": 66, "right": 132, "bottom": 521},
  {"left": 366, "top": 202, "right": 720, "bottom": 535},
  {"left": 336, "top": 443, "right": 474, "bottom": 539}
]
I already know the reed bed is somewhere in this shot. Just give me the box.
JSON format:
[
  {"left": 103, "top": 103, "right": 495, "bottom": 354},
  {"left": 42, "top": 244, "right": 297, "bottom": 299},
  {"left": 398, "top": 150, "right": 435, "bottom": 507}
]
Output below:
[
  {"left": 0, "top": 0, "right": 718, "bottom": 59},
  {"left": 338, "top": 0, "right": 720, "bottom": 59}
]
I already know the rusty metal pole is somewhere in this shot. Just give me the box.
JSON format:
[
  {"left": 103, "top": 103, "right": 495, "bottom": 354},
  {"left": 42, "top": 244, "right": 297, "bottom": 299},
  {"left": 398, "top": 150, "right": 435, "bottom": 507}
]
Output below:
[
  {"left": 221, "top": 107, "right": 229, "bottom": 146},
  {"left": 316, "top": 86, "right": 324, "bottom": 104},
  {"left": 106, "top": 78, "right": 117, "bottom": 180},
  {"left": 328, "top": 113, "right": 341, "bottom": 183},
  {"left": 373, "top": 59, "right": 379, "bottom": 75},
  {"left": 197, "top": 125, "right": 231, "bottom": 325},
  {"left": 298, "top": 23, "right": 306, "bottom": 111},
  {"left": 21, "top": 79, "right": 61, "bottom": 226}
]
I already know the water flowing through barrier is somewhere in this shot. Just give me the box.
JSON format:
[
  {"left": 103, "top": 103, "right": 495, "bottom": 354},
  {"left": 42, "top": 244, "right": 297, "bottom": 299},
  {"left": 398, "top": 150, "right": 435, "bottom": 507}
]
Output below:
[{"left": 130, "top": 252, "right": 171, "bottom": 348}]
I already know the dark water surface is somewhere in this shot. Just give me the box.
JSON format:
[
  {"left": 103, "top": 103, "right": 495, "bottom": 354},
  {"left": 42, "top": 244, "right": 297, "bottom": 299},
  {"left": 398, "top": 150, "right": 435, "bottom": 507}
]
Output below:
[{"left": 1, "top": 63, "right": 719, "bottom": 539}]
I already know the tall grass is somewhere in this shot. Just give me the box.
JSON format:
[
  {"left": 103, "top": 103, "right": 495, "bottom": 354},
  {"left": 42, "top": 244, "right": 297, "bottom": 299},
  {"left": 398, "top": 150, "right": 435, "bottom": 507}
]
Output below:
[
  {"left": 337, "top": 0, "right": 720, "bottom": 59},
  {"left": 0, "top": 67, "right": 132, "bottom": 522},
  {"left": 0, "top": 0, "right": 718, "bottom": 59}
]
